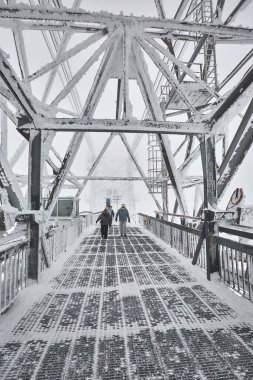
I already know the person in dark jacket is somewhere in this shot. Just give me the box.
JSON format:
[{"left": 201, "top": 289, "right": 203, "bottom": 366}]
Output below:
[
  {"left": 96, "top": 209, "right": 111, "bottom": 239},
  {"left": 106, "top": 205, "right": 115, "bottom": 227},
  {"left": 115, "top": 204, "right": 130, "bottom": 237}
]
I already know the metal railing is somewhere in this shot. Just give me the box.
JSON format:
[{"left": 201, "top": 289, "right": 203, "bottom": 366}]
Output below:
[
  {"left": 216, "top": 225, "right": 253, "bottom": 301},
  {"left": 0, "top": 213, "right": 100, "bottom": 314},
  {"left": 139, "top": 213, "right": 253, "bottom": 302},
  {"left": 139, "top": 213, "right": 207, "bottom": 269},
  {"left": 42, "top": 217, "right": 83, "bottom": 270},
  {"left": 0, "top": 238, "right": 29, "bottom": 314}
]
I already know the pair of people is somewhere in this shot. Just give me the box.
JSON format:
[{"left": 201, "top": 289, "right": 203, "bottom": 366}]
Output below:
[{"left": 96, "top": 204, "right": 130, "bottom": 239}]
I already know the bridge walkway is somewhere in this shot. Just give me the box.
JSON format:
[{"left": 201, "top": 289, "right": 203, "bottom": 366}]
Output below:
[{"left": 0, "top": 226, "right": 253, "bottom": 379}]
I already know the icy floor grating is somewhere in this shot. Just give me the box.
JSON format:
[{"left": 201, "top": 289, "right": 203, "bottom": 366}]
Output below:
[{"left": 1, "top": 226, "right": 253, "bottom": 379}]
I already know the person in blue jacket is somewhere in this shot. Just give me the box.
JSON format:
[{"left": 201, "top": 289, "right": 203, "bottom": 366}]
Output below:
[{"left": 115, "top": 204, "right": 130, "bottom": 237}]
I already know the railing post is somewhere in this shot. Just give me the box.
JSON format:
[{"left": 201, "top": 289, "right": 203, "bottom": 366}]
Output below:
[
  {"left": 16, "top": 213, "right": 40, "bottom": 280},
  {"left": 204, "top": 210, "right": 219, "bottom": 279}
]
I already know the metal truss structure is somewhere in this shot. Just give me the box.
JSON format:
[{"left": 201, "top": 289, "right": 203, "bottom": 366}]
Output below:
[{"left": 0, "top": 0, "right": 253, "bottom": 277}]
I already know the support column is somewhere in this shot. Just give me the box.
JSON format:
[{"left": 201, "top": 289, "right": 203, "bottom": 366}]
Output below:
[
  {"left": 161, "top": 106, "right": 168, "bottom": 218},
  {"left": 28, "top": 129, "right": 42, "bottom": 280},
  {"left": 200, "top": 135, "right": 219, "bottom": 279}
]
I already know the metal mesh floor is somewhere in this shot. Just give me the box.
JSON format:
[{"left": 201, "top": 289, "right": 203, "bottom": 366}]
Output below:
[{"left": 1, "top": 227, "right": 253, "bottom": 379}]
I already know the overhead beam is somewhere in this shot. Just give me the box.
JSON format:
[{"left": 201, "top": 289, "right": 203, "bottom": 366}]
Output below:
[
  {"left": 0, "top": 5, "right": 253, "bottom": 39},
  {"left": 19, "top": 118, "right": 208, "bottom": 135}
]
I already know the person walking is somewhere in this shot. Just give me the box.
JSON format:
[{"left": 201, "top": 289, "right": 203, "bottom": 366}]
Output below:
[
  {"left": 115, "top": 204, "right": 130, "bottom": 237},
  {"left": 106, "top": 205, "right": 114, "bottom": 227},
  {"left": 96, "top": 208, "right": 111, "bottom": 239}
]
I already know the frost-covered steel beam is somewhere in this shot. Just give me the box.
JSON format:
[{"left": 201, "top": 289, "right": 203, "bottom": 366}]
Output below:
[
  {"left": 154, "top": 0, "right": 165, "bottom": 18},
  {"left": 81, "top": 33, "right": 121, "bottom": 118},
  {"left": 122, "top": 29, "right": 131, "bottom": 119},
  {"left": 165, "top": 33, "right": 208, "bottom": 109},
  {"left": 20, "top": 118, "right": 208, "bottom": 135},
  {"left": 174, "top": 0, "right": 190, "bottom": 19},
  {"left": 12, "top": 24, "right": 30, "bottom": 83},
  {"left": 37, "top": 6, "right": 96, "bottom": 163},
  {"left": 1, "top": 107, "right": 7, "bottom": 157},
  {"left": 51, "top": 29, "right": 116, "bottom": 108},
  {"left": 218, "top": 48, "right": 253, "bottom": 91},
  {"left": 217, "top": 123, "right": 253, "bottom": 199},
  {"left": 132, "top": 40, "right": 188, "bottom": 214},
  {"left": 25, "top": 29, "right": 107, "bottom": 84},
  {"left": 142, "top": 33, "right": 219, "bottom": 99},
  {"left": 217, "top": 99, "right": 253, "bottom": 200},
  {"left": 137, "top": 35, "right": 197, "bottom": 114},
  {"left": 17, "top": 174, "right": 172, "bottom": 182},
  {"left": 0, "top": 51, "right": 37, "bottom": 121},
  {"left": 1, "top": 5, "right": 253, "bottom": 39},
  {"left": 218, "top": 98, "right": 253, "bottom": 179},
  {"left": 200, "top": 136, "right": 217, "bottom": 210},
  {"left": 0, "top": 145, "right": 26, "bottom": 210},
  {"left": 208, "top": 65, "right": 253, "bottom": 130},
  {"left": 0, "top": 97, "right": 17, "bottom": 125},
  {"left": 214, "top": 0, "right": 226, "bottom": 20},
  {"left": 224, "top": 0, "right": 250, "bottom": 25},
  {"left": 45, "top": 36, "right": 120, "bottom": 218}
]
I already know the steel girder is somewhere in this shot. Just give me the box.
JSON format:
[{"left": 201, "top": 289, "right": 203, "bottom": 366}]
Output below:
[
  {"left": 18, "top": 118, "right": 207, "bottom": 134},
  {"left": 0, "top": 5, "right": 253, "bottom": 40}
]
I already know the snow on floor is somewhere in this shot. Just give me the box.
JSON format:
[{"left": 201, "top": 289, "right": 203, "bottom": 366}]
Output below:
[{"left": 0, "top": 225, "right": 253, "bottom": 380}]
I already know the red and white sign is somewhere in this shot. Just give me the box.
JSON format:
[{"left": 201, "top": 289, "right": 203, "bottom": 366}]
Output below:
[{"left": 226, "top": 188, "right": 244, "bottom": 210}]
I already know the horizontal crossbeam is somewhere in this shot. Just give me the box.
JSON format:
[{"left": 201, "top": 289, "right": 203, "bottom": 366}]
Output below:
[
  {"left": 1, "top": 5, "right": 253, "bottom": 39},
  {"left": 17, "top": 118, "right": 208, "bottom": 135}
]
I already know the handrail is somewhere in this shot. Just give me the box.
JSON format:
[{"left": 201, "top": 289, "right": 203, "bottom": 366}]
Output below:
[
  {"left": 139, "top": 213, "right": 202, "bottom": 236},
  {"left": 155, "top": 210, "right": 202, "bottom": 220},
  {"left": 214, "top": 236, "right": 253, "bottom": 256},
  {"left": 218, "top": 225, "right": 253, "bottom": 240}
]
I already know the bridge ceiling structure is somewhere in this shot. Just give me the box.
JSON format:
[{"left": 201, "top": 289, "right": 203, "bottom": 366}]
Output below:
[{"left": 0, "top": 0, "right": 253, "bottom": 220}]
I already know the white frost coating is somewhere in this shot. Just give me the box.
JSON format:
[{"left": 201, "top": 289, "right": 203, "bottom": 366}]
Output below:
[
  {"left": 122, "top": 29, "right": 134, "bottom": 120},
  {"left": 142, "top": 32, "right": 219, "bottom": 99},
  {"left": 51, "top": 28, "right": 119, "bottom": 108},
  {"left": 137, "top": 34, "right": 197, "bottom": 115},
  {"left": 160, "top": 134, "right": 188, "bottom": 214},
  {"left": 25, "top": 29, "right": 107, "bottom": 83},
  {"left": 132, "top": 39, "right": 163, "bottom": 120},
  {"left": 1, "top": 4, "right": 253, "bottom": 39},
  {"left": 82, "top": 30, "right": 123, "bottom": 118},
  {"left": 132, "top": 37, "right": 188, "bottom": 214},
  {"left": 210, "top": 83, "right": 253, "bottom": 135}
]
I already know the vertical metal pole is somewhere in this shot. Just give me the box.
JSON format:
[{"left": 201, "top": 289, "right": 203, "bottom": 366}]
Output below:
[
  {"left": 28, "top": 129, "right": 42, "bottom": 281},
  {"left": 200, "top": 135, "right": 219, "bottom": 280},
  {"left": 161, "top": 106, "right": 168, "bottom": 218}
]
